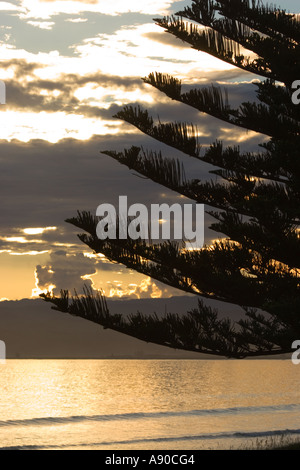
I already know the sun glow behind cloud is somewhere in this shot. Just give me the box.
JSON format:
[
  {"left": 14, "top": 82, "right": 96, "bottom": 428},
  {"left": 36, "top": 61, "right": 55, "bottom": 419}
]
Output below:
[
  {"left": 31, "top": 266, "right": 56, "bottom": 297},
  {"left": 73, "top": 84, "right": 155, "bottom": 107},
  {"left": 23, "top": 227, "right": 57, "bottom": 235},
  {"left": 82, "top": 266, "right": 173, "bottom": 299},
  {"left": 0, "top": 110, "right": 123, "bottom": 142}
]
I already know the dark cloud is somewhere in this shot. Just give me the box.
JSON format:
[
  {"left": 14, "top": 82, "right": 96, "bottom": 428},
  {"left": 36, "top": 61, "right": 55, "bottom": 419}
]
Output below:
[
  {"left": 34, "top": 250, "right": 97, "bottom": 294},
  {"left": 2, "top": 61, "right": 147, "bottom": 118},
  {"left": 32, "top": 246, "right": 176, "bottom": 299},
  {"left": 0, "top": 76, "right": 264, "bottom": 234},
  {"left": 147, "top": 55, "right": 194, "bottom": 64},
  {"left": 142, "top": 31, "right": 191, "bottom": 49},
  {"left": 0, "top": 59, "right": 45, "bottom": 78},
  {"left": 1, "top": 58, "right": 261, "bottom": 120},
  {"left": 0, "top": 133, "right": 163, "bottom": 230},
  {"left": 35, "top": 264, "right": 54, "bottom": 289}
]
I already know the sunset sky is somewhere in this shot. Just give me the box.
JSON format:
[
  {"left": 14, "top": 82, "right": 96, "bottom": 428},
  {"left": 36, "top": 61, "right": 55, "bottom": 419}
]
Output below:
[{"left": 1, "top": 0, "right": 299, "bottom": 302}]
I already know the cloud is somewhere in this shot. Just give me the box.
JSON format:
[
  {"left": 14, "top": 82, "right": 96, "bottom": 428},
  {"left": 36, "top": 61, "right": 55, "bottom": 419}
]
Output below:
[
  {"left": 20, "top": 0, "right": 184, "bottom": 19},
  {"left": 3, "top": 62, "right": 147, "bottom": 115},
  {"left": 0, "top": 20, "right": 255, "bottom": 142},
  {"left": 0, "top": 133, "right": 178, "bottom": 233},
  {"left": 31, "top": 248, "right": 177, "bottom": 300},
  {"left": 26, "top": 20, "right": 55, "bottom": 30},
  {"left": 0, "top": 59, "right": 45, "bottom": 78},
  {"left": 0, "top": 119, "right": 263, "bottom": 302},
  {"left": 72, "top": 22, "right": 234, "bottom": 79},
  {"left": 0, "top": 74, "right": 263, "bottom": 228},
  {"left": 142, "top": 31, "right": 193, "bottom": 50},
  {"left": 32, "top": 250, "right": 97, "bottom": 296},
  {"left": 0, "top": 2, "right": 20, "bottom": 11},
  {"left": 101, "top": 276, "right": 164, "bottom": 299},
  {"left": 23, "top": 227, "right": 57, "bottom": 235},
  {"left": 65, "top": 17, "right": 88, "bottom": 23},
  {"left": 0, "top": 54, "right": 262, "bottom": 143},
  {"left": 0, "top": 128, "right": 220, "bottom": 301}
]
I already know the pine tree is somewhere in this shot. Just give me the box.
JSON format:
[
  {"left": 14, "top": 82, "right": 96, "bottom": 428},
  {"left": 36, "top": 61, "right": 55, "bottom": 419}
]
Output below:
[{"left": 42, "top": 0, "right": 300, "bottom": 358}]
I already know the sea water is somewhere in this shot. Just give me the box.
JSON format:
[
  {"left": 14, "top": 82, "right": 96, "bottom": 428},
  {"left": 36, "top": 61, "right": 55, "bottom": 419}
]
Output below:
[{"left": 0, "top": 359, "right": 299, "bottom": 450}]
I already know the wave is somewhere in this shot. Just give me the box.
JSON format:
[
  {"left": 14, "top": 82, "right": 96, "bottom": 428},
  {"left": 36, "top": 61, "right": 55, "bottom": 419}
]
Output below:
[
  {"left": 0, "top": 403, "right": 299, "bottom": 428},
  {"left": 1, "top": 428, "right": 300, "bottom": 450}
]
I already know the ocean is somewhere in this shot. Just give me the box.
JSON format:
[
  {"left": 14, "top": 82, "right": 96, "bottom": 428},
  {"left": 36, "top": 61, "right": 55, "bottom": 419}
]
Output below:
[{"left": 0, "top": 359, "right": 299, "bottom": 450}]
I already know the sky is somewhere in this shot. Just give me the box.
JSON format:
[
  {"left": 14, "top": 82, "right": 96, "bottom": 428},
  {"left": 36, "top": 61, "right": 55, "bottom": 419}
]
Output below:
[{"left": 0, "top": 0, "right": 299, "bottom": 303}]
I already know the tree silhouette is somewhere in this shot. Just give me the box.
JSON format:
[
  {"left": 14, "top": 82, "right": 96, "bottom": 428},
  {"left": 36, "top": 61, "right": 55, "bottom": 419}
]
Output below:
[{"left": 42, "top": 0, "right": 300, "bottom": 358}]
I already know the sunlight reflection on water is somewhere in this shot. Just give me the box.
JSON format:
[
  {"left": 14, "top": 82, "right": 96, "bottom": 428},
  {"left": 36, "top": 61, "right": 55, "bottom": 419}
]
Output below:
[{"left": 0, "top": 359, "right": 299, "bottom": 450}]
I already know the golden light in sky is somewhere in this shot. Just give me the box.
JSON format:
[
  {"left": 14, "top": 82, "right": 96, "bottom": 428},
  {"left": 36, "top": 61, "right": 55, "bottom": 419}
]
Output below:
[{"left": 23, "top": 227, "right": 57, "bottom": 235}]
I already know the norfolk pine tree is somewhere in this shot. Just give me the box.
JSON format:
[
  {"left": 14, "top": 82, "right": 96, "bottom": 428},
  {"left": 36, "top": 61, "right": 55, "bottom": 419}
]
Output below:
[{"left": 42, "top": 0, "right": 300, "bottom": 358}]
